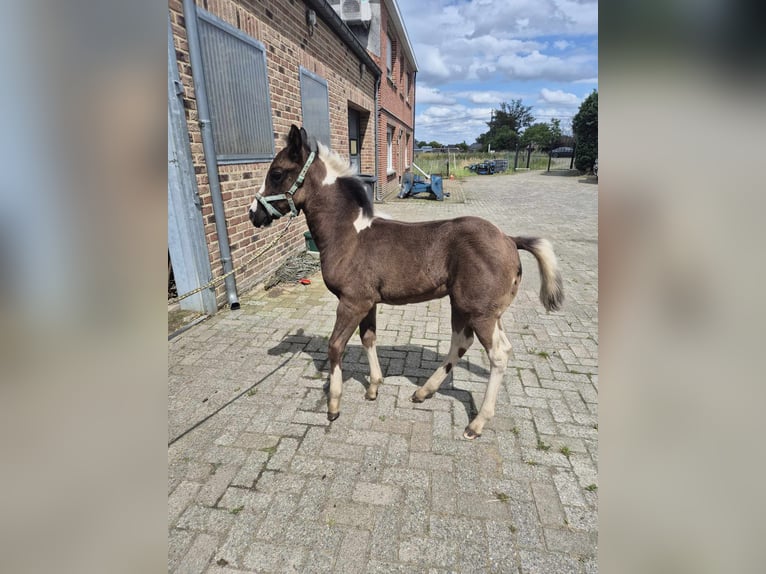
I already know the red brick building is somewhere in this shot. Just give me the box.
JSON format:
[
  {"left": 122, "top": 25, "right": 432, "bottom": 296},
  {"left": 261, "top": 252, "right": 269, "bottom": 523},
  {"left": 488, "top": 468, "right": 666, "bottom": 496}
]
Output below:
[
  {"left": 169, "top": 0, "right": 380, "bottom": 312},
  {"left": 331, "top": 0, "right": 418, "bottom": 199}
]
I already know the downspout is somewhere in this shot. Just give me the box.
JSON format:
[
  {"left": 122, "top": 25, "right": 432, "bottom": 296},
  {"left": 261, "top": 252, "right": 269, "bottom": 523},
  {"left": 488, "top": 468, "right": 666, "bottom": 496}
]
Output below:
[
  {"left": 411, "top": 70, "right": 417, "bottom": 177},
  {"left": 182, "top": 0, "right": 240, "bottom": 310},
  {"left": 374, "top": 74, "right": 381, "bottom": 201}
]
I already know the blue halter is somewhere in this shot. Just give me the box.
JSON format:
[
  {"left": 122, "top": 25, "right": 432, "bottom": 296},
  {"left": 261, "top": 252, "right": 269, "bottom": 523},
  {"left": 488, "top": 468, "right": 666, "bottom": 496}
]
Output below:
[{"left": 255, "top": 150, "right": 316, "bottom": 219}]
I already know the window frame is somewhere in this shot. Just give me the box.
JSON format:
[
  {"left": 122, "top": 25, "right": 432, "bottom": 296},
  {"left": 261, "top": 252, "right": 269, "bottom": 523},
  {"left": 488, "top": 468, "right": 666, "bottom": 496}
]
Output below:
[
  {"left": 196, "top": 8, "right": 275, "bottom": 164},
  {"left": 387, "top": 125, "right": 394, "bottom": 174},
  {"left": 298, "top": 66, "right": 331, "bottom": 149}
]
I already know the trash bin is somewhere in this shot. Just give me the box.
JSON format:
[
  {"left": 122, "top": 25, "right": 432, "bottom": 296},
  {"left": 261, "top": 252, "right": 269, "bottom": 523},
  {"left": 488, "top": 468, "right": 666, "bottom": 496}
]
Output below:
[{"left": 358, "top": 174, "right": 377, "bottom": 203}]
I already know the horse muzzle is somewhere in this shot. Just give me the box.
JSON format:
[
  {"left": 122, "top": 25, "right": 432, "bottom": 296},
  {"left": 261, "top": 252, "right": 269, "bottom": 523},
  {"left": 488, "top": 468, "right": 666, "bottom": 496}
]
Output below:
[{"left": 249, "top": 207, "right": 273, "bottom": 228}]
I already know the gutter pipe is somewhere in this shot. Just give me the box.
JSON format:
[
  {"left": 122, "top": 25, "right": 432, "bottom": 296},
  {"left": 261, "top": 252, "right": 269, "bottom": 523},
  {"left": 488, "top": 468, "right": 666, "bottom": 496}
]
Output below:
[
  {"left": 182, "top": 0, "right": 240, "bottom": 310},
  {"left": 374, "top": 74, "right": 381, "bottom": 201}
]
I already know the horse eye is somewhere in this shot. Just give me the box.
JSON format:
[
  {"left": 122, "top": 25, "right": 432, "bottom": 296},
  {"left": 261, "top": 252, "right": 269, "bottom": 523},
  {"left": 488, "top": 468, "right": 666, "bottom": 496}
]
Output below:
[{"left": 269, "top": 170, "right": 284, "bottom": 183}]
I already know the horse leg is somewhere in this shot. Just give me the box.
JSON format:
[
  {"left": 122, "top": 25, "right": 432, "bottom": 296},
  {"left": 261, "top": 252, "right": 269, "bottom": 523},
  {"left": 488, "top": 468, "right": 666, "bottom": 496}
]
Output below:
[
  {"left": 464, "top": 317, "right": 512, "bottom": 439},
  {"left": 360, "top": 305, "right": 384, "bottom": 401},
  {"left": 327, "top": 301, "right": 368, "bottom": 421},
  {"left": 411, "top": 310, "right": 474, "bottom": 403}
]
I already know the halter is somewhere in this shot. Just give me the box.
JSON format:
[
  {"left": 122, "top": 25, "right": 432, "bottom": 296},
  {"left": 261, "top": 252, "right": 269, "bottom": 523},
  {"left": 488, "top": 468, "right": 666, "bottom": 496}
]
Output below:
[{"left": 254, "top": 150, "right": 316, "bottom": 219}]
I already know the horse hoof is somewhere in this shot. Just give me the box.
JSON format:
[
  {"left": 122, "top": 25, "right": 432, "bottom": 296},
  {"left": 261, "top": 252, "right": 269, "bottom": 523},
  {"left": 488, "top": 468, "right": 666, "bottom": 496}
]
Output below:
[
  {"left": 364, "top": 394, "right": 377, "bottom": 401},
  {"left": 410, "top": 393, "right": 425, "bottom": 403},
  {"left": 327, "top": 411, "right": 340, "bottom": 422},
  {"left": 463, "top": 427, "right": 481, "bottom": 440}
]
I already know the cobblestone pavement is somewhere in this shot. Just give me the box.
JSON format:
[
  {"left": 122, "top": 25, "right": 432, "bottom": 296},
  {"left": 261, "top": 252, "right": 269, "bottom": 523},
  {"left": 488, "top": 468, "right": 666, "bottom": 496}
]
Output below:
[{"left": 168, "top": 171, "right": 598, "bottom": 573}]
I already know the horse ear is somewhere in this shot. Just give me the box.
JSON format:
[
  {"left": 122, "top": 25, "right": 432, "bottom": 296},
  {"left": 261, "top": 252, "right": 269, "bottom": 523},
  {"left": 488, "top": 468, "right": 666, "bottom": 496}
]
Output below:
[
  {"left": 299, "top": 127, "right": 311, "bottom": 151},
  {"left": 287, "top": 125, "right": 303, "bottom": 160}
]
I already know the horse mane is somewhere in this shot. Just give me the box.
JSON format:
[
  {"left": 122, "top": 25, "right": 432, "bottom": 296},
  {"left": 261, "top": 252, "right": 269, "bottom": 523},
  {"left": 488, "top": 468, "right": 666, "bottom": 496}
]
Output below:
[{"left": 317, "top": 142, "right": 374, "bottom": 219}]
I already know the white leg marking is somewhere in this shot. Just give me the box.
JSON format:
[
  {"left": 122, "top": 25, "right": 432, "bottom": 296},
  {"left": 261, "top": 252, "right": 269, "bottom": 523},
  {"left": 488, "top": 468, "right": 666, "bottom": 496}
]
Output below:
[
  {"left": 466, "top": 323, "right": 511, "bottom": 438},
  {"left": 365, "top": 341, "right": 383, "bottom": 399},
  {"left": 366, "top": 342, "right": 383, "bottom": 384},
  {"left": 328, "top": 364, "right": 343, "bottom": 414}
]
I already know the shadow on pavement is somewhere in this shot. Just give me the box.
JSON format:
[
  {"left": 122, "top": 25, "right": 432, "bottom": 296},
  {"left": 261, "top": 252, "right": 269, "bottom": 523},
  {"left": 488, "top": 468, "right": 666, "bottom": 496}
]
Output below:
[{"left": 268, "top": 329, "right": 485, "bottom": 422}]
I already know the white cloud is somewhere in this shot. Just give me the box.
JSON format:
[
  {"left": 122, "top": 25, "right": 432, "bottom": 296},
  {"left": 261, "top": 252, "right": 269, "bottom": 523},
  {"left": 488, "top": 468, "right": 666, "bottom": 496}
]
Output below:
[
  {"left": 455, "top": 90, "right": 526, "bottom": 105},
  {"left": 539, "top": 88, "right": 580, "bottom": 106},
  {"left": 554, "top": 40, "right": 571, "bottom": 50},
  {"left": 416, "top": 84, "right": 457, "bottom": 105},
  {"left": 415, "top": 104, "right": 493, "bottom": 144}
]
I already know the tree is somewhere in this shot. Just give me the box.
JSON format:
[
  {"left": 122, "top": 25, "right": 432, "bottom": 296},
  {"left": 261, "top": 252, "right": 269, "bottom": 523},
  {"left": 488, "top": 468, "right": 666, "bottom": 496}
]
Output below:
[
  {"left": 572, "top": 90, "right": 598, "bottom": 172},
  {"left": 456, "top": 141, "right": 469, "bottom": 152},
  {"left": 427, "top": 140, "right": 442, "bottom": 149},
  {"left": 475, "top": 99, "right": 534, "bottom": 151},
  {"left": 520, "top": 119, "right": 564, "bottom": 151}
]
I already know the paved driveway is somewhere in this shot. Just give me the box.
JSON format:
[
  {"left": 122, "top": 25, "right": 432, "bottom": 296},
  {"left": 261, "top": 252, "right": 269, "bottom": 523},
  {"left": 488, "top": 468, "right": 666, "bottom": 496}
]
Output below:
[{"left": 168, "top": 171, "right": 598, "bottom": 573}]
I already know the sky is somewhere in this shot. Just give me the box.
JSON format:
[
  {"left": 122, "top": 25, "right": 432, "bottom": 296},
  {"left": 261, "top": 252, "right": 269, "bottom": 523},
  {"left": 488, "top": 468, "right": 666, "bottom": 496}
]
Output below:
[{"left": 397, "top": 0, "right": 598, "bottom": 145}]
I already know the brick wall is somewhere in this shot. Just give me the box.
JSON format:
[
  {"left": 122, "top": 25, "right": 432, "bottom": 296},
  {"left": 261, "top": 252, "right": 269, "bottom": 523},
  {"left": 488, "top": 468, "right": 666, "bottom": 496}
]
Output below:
[
  {"left": 169, "top": 0, "right": 376, "bottom": 307},
  {"left": 370, "top": 0, "right": 416, "bottom": 199}
]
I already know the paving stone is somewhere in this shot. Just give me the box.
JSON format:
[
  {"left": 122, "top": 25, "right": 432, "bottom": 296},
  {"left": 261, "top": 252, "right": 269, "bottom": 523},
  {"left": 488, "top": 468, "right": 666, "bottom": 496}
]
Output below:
[
  {"left": 518, "top": 549, "right": 583, "bottom": 574},
  {"left": 174, "top": 532, "right": 219, "bottom": 574},
  {"left": 336, "top": 528, "right": 372, "bottom": 574},
  {"left": 352, "top": 481, "right": 401, "bottom": 505},
  {"left": 169, "top": 481, "right": 201, "bottom": 526},
  {"left": 242, "top": 540, "right": 307, "bottom": 572},
  {"left": 399, "top": 537, "right": 458, "bottom": 569},
  {"left": 169, "top": 528, "right": 195, "bottom": 571}
]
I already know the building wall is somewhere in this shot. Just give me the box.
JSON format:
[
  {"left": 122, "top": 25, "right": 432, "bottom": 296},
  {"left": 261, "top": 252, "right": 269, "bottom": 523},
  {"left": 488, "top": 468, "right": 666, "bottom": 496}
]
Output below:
[
  {"left": 169, "top": 0, "right": 376, "bottom": 306},
  {"left": 372, "top": 0, "right": 416, "bottom": 199}
]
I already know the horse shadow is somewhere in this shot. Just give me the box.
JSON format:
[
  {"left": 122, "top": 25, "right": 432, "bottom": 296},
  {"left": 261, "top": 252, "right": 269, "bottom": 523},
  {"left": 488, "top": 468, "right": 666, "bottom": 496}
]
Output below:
[{"left": 266, "top": 329, "right": 489, "bottom": 421}]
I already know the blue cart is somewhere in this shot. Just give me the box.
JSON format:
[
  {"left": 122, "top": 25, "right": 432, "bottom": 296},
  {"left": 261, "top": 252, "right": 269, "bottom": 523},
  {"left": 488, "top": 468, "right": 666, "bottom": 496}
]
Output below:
[{"left": 398, "top": 172, "right": 445, "bottom": 201}]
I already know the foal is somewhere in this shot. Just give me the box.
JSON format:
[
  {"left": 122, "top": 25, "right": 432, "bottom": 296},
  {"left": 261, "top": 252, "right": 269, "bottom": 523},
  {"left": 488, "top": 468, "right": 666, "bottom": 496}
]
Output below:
[{"left": 250, "top": 125, "right": 564, "bottom": 439}]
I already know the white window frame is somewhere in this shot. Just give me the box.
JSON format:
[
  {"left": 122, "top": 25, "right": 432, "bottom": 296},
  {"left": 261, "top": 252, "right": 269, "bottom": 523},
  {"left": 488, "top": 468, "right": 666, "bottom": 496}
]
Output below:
[
  {"left": 387, "top": 125, "right": 394, "bottom": 174},
  {"left": 386, "top": 32, "right": 393, "bottom": 79}
]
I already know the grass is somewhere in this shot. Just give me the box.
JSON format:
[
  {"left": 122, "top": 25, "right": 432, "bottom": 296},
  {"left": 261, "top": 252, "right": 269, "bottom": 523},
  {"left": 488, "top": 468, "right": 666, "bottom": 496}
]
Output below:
[
  {"left": 494, "top": 492, "right": 510, "bottom": 503},
  {"left": 246, "top": 388, "right": 258, "bottom": 397},
  {"left": 378, "top": 415, "right": 386, "bottom": 422},
  {"left": 258, "top": 446, "right": 278, "bottom": 455},
  {"left": 229, "top": 505, "right": 245, "bottom": 515},
  {"left": 414, "top": 151, "right": 555, "bottom": 177},
  {"left": 511, "top": 426, "right": 520, "bottom": 437},
  {"left": 585, "top": 484, "right": 598, "bottom": 492},
  {"left": 536, "top": 439, "right": 551, "bottom": 452},
  {"left": 559, "top": 446, "right": 572, "bottom": 458}
]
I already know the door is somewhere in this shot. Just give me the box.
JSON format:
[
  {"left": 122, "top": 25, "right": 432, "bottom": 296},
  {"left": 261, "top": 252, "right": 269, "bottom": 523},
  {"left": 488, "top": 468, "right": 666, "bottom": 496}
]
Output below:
[
  {"left": 168, "top": 18, "right": 217, "bottom": 314},
  {"left": 348, "top": 108, "right": 360, "bottom": 174}
]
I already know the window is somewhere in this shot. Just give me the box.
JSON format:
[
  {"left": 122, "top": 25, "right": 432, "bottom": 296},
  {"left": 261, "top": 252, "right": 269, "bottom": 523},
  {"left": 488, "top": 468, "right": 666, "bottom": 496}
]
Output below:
[
  {"left": 386, "top": 32, "right": 393, "bottom": 78},
  {"left": 405, "top": 71, "right": 410, "bottom": 101},
  {"left": 197, "top": 9, "right": 274, "bottom": 163},
  {"left": 299, "top": 68, "right": 331, "bottom": 148},
  {"left": 405, "top": 133, "right": 410, "bottom": 167},
  {"left": 387, "top": 126, "right": 394, "bottom": 173}
]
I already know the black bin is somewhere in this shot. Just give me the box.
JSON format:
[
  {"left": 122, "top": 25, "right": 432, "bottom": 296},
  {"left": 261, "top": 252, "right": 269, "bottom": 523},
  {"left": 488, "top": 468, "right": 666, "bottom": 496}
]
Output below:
[{"left": 358, "top": 174, "right": 377, "bottom": 203}]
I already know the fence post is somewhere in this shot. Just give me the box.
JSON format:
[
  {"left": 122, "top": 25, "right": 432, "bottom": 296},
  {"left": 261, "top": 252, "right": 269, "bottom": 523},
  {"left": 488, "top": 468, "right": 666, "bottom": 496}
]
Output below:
[
  {"left": 569, "top": 143, "right": 576, "bottom": 170},
  {"left": 526, "top": 146, "right": 531, "bottom": 169},
  {"left": 513, "top": 144, "right": 520, "bottom": 171},
  {"left": 547, "top": 152, "right": 552, "bottom": 172}
]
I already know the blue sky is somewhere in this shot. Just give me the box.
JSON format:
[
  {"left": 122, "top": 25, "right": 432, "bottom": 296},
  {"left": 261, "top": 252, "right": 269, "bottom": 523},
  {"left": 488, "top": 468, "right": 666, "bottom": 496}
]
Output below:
[{"left": 397, "top": 0, "right": 598, "bottom": 145}]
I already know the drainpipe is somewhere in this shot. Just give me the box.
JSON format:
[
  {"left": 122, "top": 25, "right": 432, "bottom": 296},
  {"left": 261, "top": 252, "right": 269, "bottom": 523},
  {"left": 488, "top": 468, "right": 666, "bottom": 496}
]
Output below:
[
  {"left": 182, "top": 0, "right": 240, "bottom": 310},
  {"left": 374, "top": 74, "right": 381, "bottom": 201}
]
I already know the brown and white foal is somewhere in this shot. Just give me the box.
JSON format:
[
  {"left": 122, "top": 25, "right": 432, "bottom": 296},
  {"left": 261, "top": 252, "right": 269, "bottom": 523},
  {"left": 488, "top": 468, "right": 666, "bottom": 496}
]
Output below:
[{"left": 250, "top": 125, "right": 564, "bottom": 439}]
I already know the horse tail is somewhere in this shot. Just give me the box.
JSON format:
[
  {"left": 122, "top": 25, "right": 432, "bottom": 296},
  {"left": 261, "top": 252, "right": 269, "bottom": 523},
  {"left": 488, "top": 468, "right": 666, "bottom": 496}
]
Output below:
[{"left": 511, "top": 236, "right": 564, "bottom": 312}]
